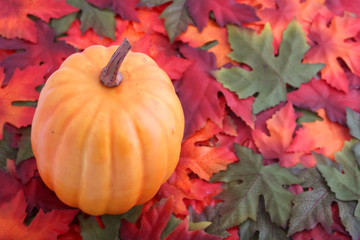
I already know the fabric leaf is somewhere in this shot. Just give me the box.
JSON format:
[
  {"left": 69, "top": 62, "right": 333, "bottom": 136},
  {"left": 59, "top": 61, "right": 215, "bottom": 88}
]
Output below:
[
  {"left": 216, "top": 19, "right": 324, "bottom": 114},
  {"left": 337, "top": 200, "right": 360, "bottom": 240},
  {"left": 317, "top": 139, "right": 360, "bottom": 218},
  {"left": 288, "top": 168, "right": 335, "bottom": 236},
  {"left": 206, "top": 144, "right": 301, "bottom": 234},
  {"left": 160, "top": 0, "right": 194, "bottom": 42},
  {"left": 346, "top": 108, "right": 360, "bottom": 140}
]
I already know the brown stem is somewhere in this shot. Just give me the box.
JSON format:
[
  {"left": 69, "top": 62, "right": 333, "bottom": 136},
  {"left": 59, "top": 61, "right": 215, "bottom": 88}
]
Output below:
[{"left": 100, "top": 38, "right": 131, "bottom": 88}]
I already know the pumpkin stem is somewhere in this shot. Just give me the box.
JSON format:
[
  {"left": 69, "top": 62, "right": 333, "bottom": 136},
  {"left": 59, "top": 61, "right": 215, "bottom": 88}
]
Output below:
[{"left": 100, "top": 38, "right": 132, "bottom": 88}]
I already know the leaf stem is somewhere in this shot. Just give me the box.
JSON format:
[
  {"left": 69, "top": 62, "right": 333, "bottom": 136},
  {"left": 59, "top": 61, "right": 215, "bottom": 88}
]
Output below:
[{"left": 100, "top": 38, "right": 131, "bottom": 87}]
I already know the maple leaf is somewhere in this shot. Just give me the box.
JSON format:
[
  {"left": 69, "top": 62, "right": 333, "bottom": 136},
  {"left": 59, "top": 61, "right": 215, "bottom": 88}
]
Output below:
[
  {"left": 0, "top": 189, "right": 78, "bottom": 239},
  {"left": 258, "top": 0, "right": 330, "bottom": 51},
  {"left": 288, "top": 168, "right": 335, "bottom": 236},
  {"left": 16, "top": 126, "right": 33, "bottom": 164},
  {"left": 337, "top": 200, "right": 360, "bottom": 240},
  {"left": 287, "top": 108, "right": 351, "bottom": 160},
  {"left": 346, "top": 108, "right": 360, "bottom": 140},
  {"left": 186, "top": 0, "right": 259, "bottom": 32},
  {"left": 325, "top": 0, "right": 360, "bottom": 16},
  {"left": 87, "top": 0, "right": 140, "bottom": 22},
  {"left": 0, "top": 65, "right": 47, "bottom": 139},
  {"left": 292, "top": 224, "right": 346, "bottom": 240},
  {"left": 0, "top": 124, "right": 18, "bottom": 169},
  {"left": 159, "top": 179, "right": 222, "bottom": 215},
  {"left": 288, "top": 78, "right": 360, "bottom": 125},
  {"left": 239, "top": 199, "right": 289, "bottom": 240},
  {"left": 120, "top": 198, "right": 221, "bottom": 239},
  {"left": 79, "top": 205, "right": 142, "bottom": 239},
  {"left": 174, "top": 45, "right": 225, "bottom": 139},
  {"left": 216, "top": 19, "right": 324, "bottom": 114},
  {"left": 160, "top": 0, "right": 194, "bottom": 42},
  {"left": 304, "top": 14, "right": 360, "bottom": 92},
  {"left": 0, "top": 0, "right": 78, "bottom": 42},
  {"left": 67, "top": 0, "right": 116, "bottom": 40},
  {"left": 0, "top": 21, "right": 76, "bottom": 85},
  {"left": 252, "top": 102, "right": 303, "bottom": 167},
  {"left": 177, "top": 20, "right": 233, "bottom": 67},
  {"left": 206, "top": 144, "right": 301, "bottom": 234},
  {"left": 317, "top": 139, "right": 360, "bottom": 218},
  {"left": 169, "top": 120, "right": 236, "bottom": 192}
]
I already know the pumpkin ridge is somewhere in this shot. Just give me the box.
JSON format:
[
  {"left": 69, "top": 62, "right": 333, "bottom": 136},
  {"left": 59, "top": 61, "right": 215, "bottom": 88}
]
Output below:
[
  {"left": 49, "top": 98, "right": 98, "bottom": 199},
  {"left": 106, "top": 106, "right": 117, "bottom": 213},
  {"left": 77, "top": 98, "right": 106, "bottom": 214}
]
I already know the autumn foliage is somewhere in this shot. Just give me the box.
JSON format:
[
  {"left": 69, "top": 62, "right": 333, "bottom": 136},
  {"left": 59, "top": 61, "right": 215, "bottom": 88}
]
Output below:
[{"left": 0, "top": 0, "right": 360, "bottom": 239}]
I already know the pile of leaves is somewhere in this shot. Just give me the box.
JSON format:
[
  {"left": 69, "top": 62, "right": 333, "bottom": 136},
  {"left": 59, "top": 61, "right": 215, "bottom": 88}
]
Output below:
[{"left": 0, "top": 0, "right": 360, "bottom": 239}]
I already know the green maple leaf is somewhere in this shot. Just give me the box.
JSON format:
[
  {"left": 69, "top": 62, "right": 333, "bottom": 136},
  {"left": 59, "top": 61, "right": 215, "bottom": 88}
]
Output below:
[
  {"left": 160, "top": 0, "right": 194, "bottom": 42},
  {"left": 206, "top": 144, "right": 301, "bottom": 234},
  {"left": 346, "top": 108, "right": 360, "bottom": 140},
  {"left": 239, "top": 198, "right": 289, "bottom": 240},
  {"left": 67, "top": 0, "right": 115, "bottom": 40},
  {"left": 0, "top": 125, "right": 18, "bottom": 170},
  {"left": 16, "top": 126, "right": 34, "bottom": 164},
  {"left": 337, "top": 200, "right": 360, "bottom": 240},
  {"left": 317, "top": 139, "right": 360, "bottom": 218},
  {"left": 216, "top": 19, "right": 324, "bottom": 114},
  {"left": 288, "top": 168, "right": 335, "bottom": 236},
  {"left": 79, "top": 205, "right": 142, "bottom": 240}
]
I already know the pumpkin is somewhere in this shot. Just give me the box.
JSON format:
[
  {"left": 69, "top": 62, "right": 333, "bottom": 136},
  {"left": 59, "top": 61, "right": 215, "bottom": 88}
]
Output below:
[{"left": 31, "top": 39, "right": 184, "bottom": 215}]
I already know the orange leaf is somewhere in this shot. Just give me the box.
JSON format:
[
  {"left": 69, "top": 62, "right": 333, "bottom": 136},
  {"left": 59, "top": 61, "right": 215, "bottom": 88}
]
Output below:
[
  {"left": 288, "top": 108, "right": 351, "bottom": 160},
  {"left": 177, "top": 20, "right": 233, "bottom": 67},
  {"left": 0, "top": 65, "right": 47, "bottom": 138}
]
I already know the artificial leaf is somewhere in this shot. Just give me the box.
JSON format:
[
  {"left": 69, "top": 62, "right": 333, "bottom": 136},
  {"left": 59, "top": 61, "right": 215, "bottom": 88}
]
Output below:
[
  {"left": 295, "top": 107, "right": 322, "bottom": 125},
  {"left": 50, "top": 12, "right": 77, "bottom": 36},
  {"left": 138, "top": 0, "right": 171, "bottom": 7},
  {"left": 258, "top": 0, "right": 330, "bottom": 51},
  {"left": 346, "top": 108, "right": 360, "bottom": 139},
  {"left": 159, "top": 179, "right": 222, "bottom": 216},
  {"left": 67, "top": 0, "right": 116, "bottom": 40},
  {"left": 216, "top": 19, "right": 324, "bottom": 114},
  {"left": 0, "top": 65, "right": 47, "bottom": 138},
  {"left": 292, "top": 224, "right": 345, "bottom": 240},
  {"left": 120, "top": 198, "right": 221, "bottom": 239},
  {"left": 239, "top": 198, "right": 289, "bottom": 240},
  {"left": 288, "top": 108, "right": 351, "bottom": 160},
  {"left": 0, "top": 124, "right": 18, "bottom": 169},
  {"left": 80, "top": 205, "right": 142, "bottom": 240},
  {"left": 304, "top": 14, "right": 360, "bottom": 92},
  {"left": 175, "top": 45, "right": 225, "bottom": 139},
  {"left": 161, "top": 214, "right": 182, "bottom": 239},
  {"left": 87, "top": 0, "right": 140, "bottom": 22},
  {"left": 288, "top": 78, "right": 360, "bottom": 125},
  {"left": 0, "top": 21, "right": 76, "bottom": 85},
  {"left": 317, "top": 139, "right": 360, "bottom": 218},
  {"left": 0, "top": 189, "right": 78, "bottom": 239},
  {"left": 0, "top": 0, "right": 78, "bottom": 42},
  {"left": 16, "top": 126, "right": 34, "bottom": 164},
  {"left": 206, "top": 144, "right": 301, "bottom": 234},
  {"left": 177, "top": 20, "right": 233, "bottom": 67},
  {"left": 252, "top": 102, "right": 303, "bottom": 167},
  {"left": 186, "top": 0, "right": 259, "bottom": 31},
  {"left": 337, "top": 200, "right": 360, "bottom": 240},
  {"left": 325, "top": 0, "right": 360, "bottom": 20},
  {"left": 288, "top": 168, "right": 335, "bottom": 236},
  {"left": 169, "top": 120, "right": 236, "bottom": 192},
  {"left": 160, "top": 0, "right": 194, "bottom": 42}
]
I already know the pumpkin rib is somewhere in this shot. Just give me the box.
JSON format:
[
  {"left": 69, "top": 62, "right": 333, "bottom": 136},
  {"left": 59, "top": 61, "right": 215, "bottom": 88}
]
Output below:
[
  {"left": 106, "top": 106, "right": 117, "bottom": 213},
  {"left": 77, "top": 98, "right": 107, "bottom": 214},
  {"left": 50, "top": 98, "right": 97, "bottom": 198}
]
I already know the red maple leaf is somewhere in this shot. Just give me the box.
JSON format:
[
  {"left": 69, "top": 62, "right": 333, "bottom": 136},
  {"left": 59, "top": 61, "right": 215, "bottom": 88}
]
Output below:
[
  {"left": 252, "top": 102, "right": 306, "bottom": 167},
  {"left": 287, "top": 108, "right": 352, "bottom": 160},
  {"left": 159, "top": 179, "right": 222, "bottom": 216},
  {"left": 186, "top": 0, "right": 259, "bottom": 31},
  {"left": 287, "top": 78, "right": 360, "bottom": 125},
  {"left": 0, "top": 65, "right": 47, "bottom": 138},
  {"left": 304, "top": 14, "right": 360, "bottom": 92},
  {"left": 120, "top": 197, "right": 222, "bottom": 239},
  {"left": 87, "top": 0, "right": 140, "bottom": 21},
  {"left": 0, "top": 0, "right": 78, "bottom": 42},
  {"left": 0, "top": 189, "right": 78, "bottom": 239},
  {"left": 325, "top": 0, "right": 360, "bottom": 16},
  {"left": 0, "top": 21, "right": 76, "bottom": 85},
  {"left": 175, "top": 45, "right": 226, "bottom": 139},
  {"left": 258, "top": 0, "right": 331, "bottom": 51},
  {"left": 169, "top": 120, "right": 236, "bottom": 192}
]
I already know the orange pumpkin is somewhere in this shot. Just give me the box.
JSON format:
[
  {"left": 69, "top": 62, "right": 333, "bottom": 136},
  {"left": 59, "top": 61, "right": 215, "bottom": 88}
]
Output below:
[{"left": 31, "top": 39, "right": 184, "bottom": 215}]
